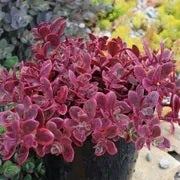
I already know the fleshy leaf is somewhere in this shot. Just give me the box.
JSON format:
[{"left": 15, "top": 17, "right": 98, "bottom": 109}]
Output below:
[
  {"left": 69, "top": 106, "right": 83, "bottom": 121},
  {"left": 143, "top": 91, "right": 159, "bottom": 107},
  {"left": 136, "top": 137, "right": 145, "bottom": 150},
  {"left": 17, "top": 145, "right": 29, "bottom": 165},
  {"left": 106, "top": 140, "right": 117, "bottom": 155},
  {"left": 95, "top": 92, "right": 106, "bottom": 110},
  {"left": 36, "top": 128, "right": 54, "bottom": 146},
  {"left": 22, "top": 120, "right": 39, "bottom": 135},
  {"left": 83, "top": 98, "right": 97, "bottom": 119},
  {"left": 134, "top": 65, "right": 146, "bottom": 81}
]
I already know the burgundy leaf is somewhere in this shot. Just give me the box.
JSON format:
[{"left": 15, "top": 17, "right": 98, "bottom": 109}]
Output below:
[
  {"left": 132, "top": 45, "right": 140, "bottom": 57},
  {"left": 83, "top": 98, "right": 97, "bottom": 119},
  {"left": 38, "top": 25, "right": 50, "bottom": 39},
  {"left": 36, "top": 128, "right": 54, "bottom": 146},
  {"left": 4, "top": 80, "right": 17, "bottom": 93},
  {"left": 152, "top": 125, "right": 161, "bottom": 138},
  {"left": 46, "top": 33, "right": 59, "bottom": 46},
  {"left": 107, "top": 41, "right": 120, "bottom": 57},
  {"left": 105, "top": 140, "right": 117, "bottom": 155}
]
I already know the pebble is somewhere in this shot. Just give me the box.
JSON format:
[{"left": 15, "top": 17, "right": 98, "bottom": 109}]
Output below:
[
  {"left": 159, "top": 159, "right": 170, "bottom": 169},
  {"left": 145, "top": 152, "right": 152, "bottom": 161}
]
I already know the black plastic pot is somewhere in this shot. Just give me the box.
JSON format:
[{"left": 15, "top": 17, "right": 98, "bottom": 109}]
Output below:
[{"left": 44, "top": 138, "right": 137, "bottom": 180}]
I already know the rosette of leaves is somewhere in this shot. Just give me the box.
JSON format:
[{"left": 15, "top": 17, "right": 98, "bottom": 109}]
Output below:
[
  {"left": 0, "top": 18, "right": 178, "bottom": 169},
  {"left": 0, "top": 0, "right": 112, "bottom": 62}
]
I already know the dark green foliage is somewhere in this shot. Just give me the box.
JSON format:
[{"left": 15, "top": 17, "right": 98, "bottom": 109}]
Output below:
[{"left": 0, "top": 153, "right": 45, "bottom": 180}]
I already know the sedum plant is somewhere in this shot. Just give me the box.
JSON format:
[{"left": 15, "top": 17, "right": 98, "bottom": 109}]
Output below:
[
  {"left": 0, "top": 0, "right": 112, "bottom": 63},
  {"left": 0, "top": 18, "right": 179, "bottom": 166}
]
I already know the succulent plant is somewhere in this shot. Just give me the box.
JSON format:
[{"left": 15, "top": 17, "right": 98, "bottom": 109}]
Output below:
[
  {"left": 0, "top": 0, "right": 113, "bottom": 63},
  {"left": 0, "top": 18, "right": 178, "bottom": 167}
]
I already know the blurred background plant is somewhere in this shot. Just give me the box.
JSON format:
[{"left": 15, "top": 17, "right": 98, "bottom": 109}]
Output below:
[{"left": 0, "top": 0, "right": 113, "bottom": 66}]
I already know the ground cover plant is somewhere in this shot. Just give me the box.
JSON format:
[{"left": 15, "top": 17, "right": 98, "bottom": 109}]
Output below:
[{"left": 0, "top": 18, "right": 179, "bottom": 180}]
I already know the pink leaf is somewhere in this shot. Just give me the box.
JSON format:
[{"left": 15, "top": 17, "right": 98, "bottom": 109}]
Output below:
[
  {"left": 17, "top": 145, "right": 29, "bottom": 165},
  {"left": 106, "top": 140, "right": 117, "bottom": 155},
  {"left": 142, "top": 78, "right": 153, "bottom": 92},
  {"left": 104, "top": 126, "right": 119, "bottom": 139},
  {"left": 126, "top": 49, "right": 140, "bottom": 65},
  {"left": 40, "top": 77, "right": 53, "bottom": 99},
  {"left": 22, "top": 120, "right": 39, "bottom": 135},
  {"left": 58, "top": 104, "right": 67, "bottom": 115},
  {"left": 73, "top": 129, "right": 86, "bottom": 142},
  {"left": 69, "top": 106, "right": 83, "bottom": 121},
  {"left": 56, "top": 86, "right": 68, "bottom": 103},
  {"left": 128, "top": 90, "right": 140, "bottom": 108},
  {"left": 36, "top": 128, "right": 54, "bottom": 146},
  {"left": 160, "top": 63, "right": 173, "bottom": 80},
  {"left": 95, "top": 92, "right": 106, "bottom": 110},
  {"left": 106, "top": 91, "right": 117, "bottom": 110},
  {"left": 24, "top": 105, "right": 38, "bottom": 120},
  {"left": 40, "top": 60, "right": 52, "bottom": 78},
  {"left": 68, "top": 70, "right": 78, "bottom": 87},
  {"left": 62, "top": 144, "right": 74, "bottom": 162},
  {"left": 143, "top": 91, "right": 159, "bottom": 107},
  {"left": 134, "top": 65, "right": 146, "bottom": 81},
  {"left": 23, "top": 134, "right": 37, "bottom": 148},
  {"left": 83, "top": 98, "right": 97, "bottom": 119},
  {"left": 50, "top": 17, "right": 66, "bottom": 36},
  {"left": 136, "top": 137, "right": 145, "bottom": 150},
  {"left": 48, "top": 117, "right": 64, "bottom": 129},
  {"left": 91, "top": 118, "right": 102, "bottom": 130}
]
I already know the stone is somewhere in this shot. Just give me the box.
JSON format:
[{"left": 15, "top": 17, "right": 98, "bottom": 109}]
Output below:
[
  {"left": 159, "top": 159, "right": 169, "bottom": 169},
  {"left": 145, "top": 152, "right": 152, "bottom": 162},
  {"left": 132, "top": 147, "right": 180, "bottom": 180}
]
